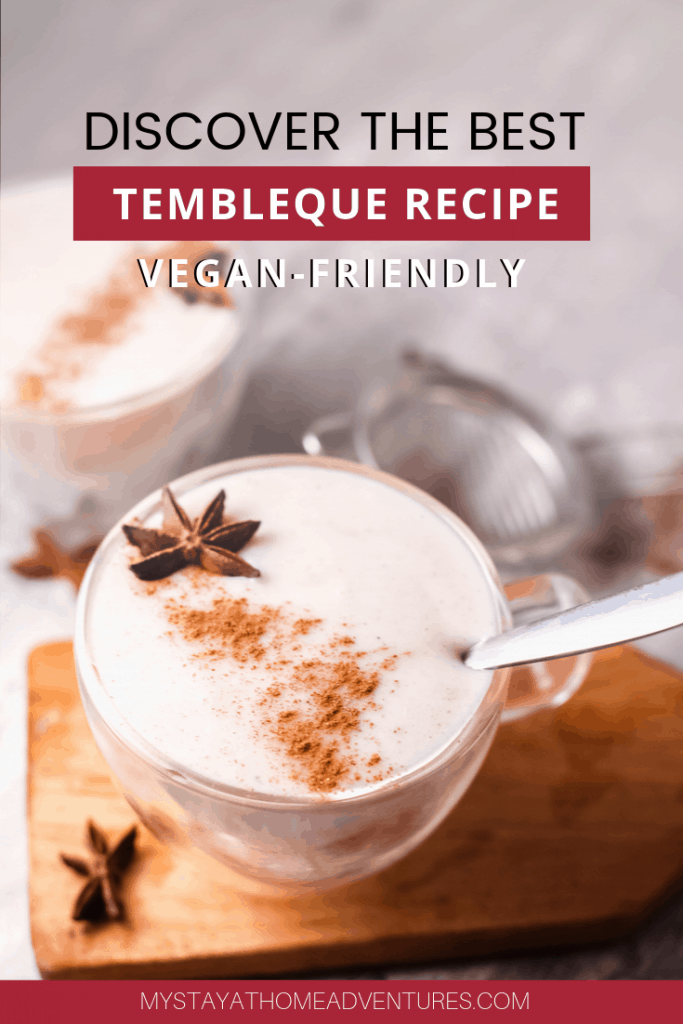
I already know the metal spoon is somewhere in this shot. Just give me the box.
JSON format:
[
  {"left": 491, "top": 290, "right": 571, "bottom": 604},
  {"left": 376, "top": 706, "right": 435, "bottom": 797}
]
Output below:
[{"left": 465, "top": 572, "right": 683, "bottom": 670}]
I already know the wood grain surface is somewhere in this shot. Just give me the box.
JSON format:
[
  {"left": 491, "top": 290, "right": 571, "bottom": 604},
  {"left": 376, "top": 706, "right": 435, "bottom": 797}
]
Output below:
[{"left": 28, "top": 642, "right": 683, "bottom": 980}]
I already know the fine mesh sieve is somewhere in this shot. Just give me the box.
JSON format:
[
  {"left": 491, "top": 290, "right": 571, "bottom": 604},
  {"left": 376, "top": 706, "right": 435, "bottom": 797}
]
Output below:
[{"left": 303, "top": 351, "right": 593, "bottom": 578}]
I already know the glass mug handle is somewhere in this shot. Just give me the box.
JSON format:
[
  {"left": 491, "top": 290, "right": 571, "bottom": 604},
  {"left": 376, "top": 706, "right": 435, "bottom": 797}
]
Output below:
[{"left": 501, "top": 573, "right": 593, "bottom": 722}]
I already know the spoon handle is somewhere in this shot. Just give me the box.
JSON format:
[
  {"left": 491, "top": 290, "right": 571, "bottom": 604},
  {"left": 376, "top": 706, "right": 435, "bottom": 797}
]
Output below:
[{"left": 465, "top": 572, "right": 683, "bottom": 670}]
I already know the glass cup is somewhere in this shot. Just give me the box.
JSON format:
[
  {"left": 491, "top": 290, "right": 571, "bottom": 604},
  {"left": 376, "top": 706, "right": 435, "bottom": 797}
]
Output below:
[
  {"left": 1, "top": 324, "right": 252, "bottom": 531},
  {"left": 0, "top": 180, "right": 254, "bottom": 532},
  {"left": 74, "top": 455, "right": 592, "bottom": 896}
]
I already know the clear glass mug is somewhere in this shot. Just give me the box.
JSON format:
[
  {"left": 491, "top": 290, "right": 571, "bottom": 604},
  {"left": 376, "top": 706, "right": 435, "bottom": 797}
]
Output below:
[
  {"left": 1, "top": 324, "right": 252, "bottom": 531},
  {"left": 74, "top": 455, "right": 592, "bottom": 896},
  {"left": 0, "top": 180, "right": 254, "bottom": 532}
]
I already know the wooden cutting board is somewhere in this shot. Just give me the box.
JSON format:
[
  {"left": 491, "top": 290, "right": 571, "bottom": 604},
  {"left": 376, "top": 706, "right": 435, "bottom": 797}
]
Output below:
[{"left": 28, "top": 642, "right": 683, "bottom": 980}]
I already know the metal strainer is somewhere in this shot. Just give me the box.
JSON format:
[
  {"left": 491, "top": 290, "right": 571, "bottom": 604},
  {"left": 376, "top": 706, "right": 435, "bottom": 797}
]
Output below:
[{"left": 303, "top": 351, "right": 592, "bottom": 578}]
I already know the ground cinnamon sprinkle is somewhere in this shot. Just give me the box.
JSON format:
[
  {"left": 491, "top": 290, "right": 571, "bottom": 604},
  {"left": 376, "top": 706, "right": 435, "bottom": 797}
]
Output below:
[
  {"left": 163, "top": 589, "right": 405, "bottom": 794},
  {"left": 17, "top": 241, "right": 233, "bottom": 412},
  {"left": 273, "top": 653, "right": 381, "bottom": 792},
  {"left": 59, "top": 271, "right": 138, "bottom": 345},
  {"left": 17, "top": 261, "right": 143, "bottom": 411},
  {"left": 165, "top": 595, "right": 281, "bottom": 664},
  {"left": 18, "top": 375, "right": 44, "bottom": 403},
  {"left": 293, "top": 617, "right": 322, "bottom": 636}
]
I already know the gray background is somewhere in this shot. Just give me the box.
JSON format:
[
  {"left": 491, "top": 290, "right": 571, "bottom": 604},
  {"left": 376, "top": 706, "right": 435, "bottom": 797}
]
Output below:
[{"left": 1, "top": 0, "right": 682, "bottom": 980}]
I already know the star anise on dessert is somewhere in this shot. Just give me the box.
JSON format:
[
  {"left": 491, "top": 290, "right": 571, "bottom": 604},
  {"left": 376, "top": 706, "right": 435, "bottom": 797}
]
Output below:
[
  {"left": 60, "top": 821, "right": 137, "bottom": 923},
  {"left": 179, "top": 247, "right": 233, "bottom": 308},
  {"left": 123, "top": 487, "right": 261, "bottom": 581}
]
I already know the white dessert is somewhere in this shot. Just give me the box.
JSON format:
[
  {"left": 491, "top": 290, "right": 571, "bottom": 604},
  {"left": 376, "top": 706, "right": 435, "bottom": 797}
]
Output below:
[
  {"left": 84, "top": 462, "right": 500, "bottom": 801},
  {"left": 1, "top": 183, "right": 250, "bottom": 529},
  {"left": 0, "top": 182, "right": 238, "bottom": 413}
]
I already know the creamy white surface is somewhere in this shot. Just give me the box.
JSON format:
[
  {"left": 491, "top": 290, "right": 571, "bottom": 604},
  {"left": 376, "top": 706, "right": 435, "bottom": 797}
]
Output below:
[
  {"left": 0, "top": 183, "right": 238, "bottom": 410},
  {"left": 85, "top": 464, "right": 499, "bottom": 799}
]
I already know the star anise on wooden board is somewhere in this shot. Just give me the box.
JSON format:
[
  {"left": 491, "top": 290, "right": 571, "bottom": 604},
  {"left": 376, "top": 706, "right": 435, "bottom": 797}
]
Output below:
[
  {"left": 11, "top": 531, "right": 101, "bottom": 590},
  {"left": 123, "top": 487, "right": 261, "bottom": 581},
  {"left": 60, "top": 821, "right": 137, "bottom": 922}
]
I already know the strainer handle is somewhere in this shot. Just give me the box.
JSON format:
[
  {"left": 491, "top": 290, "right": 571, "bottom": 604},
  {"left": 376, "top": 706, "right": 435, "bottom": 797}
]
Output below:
[{"left": 302, "top": 411, "right": 358, "bottom": 462}]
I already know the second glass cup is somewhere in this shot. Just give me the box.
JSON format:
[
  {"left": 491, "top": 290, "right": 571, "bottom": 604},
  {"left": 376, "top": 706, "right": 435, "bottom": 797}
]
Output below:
[{"left": 1, "top": 181, "right": 254, "bottom": 531}]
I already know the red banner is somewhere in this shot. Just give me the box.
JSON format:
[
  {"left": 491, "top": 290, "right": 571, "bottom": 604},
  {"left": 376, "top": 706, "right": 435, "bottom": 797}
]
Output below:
[
  {"left": 0, "top": 979, "right": 677, "bottom": 1022},
  {"left": 73, "top": 166, "right": 589, "bottom": 241}
]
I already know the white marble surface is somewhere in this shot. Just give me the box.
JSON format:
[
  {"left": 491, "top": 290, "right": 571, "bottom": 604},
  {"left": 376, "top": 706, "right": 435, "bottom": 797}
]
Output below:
[{"left": 1, "top": 0, "right": 682, "bottom": 980}]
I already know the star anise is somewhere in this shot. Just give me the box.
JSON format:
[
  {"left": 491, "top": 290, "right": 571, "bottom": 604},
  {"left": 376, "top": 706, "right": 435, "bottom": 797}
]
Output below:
[
  {"left": 60, "top": 821, "right": 137, "bottom": 922},
  {"left": 11, "top": 530, "right": 101, "bottom": 590},
  {"left": 123, "top": 486, "right": 260, "bottom": 582},
  {"left": 178, "top": 247, "right": 233, "bottom": 307}
]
